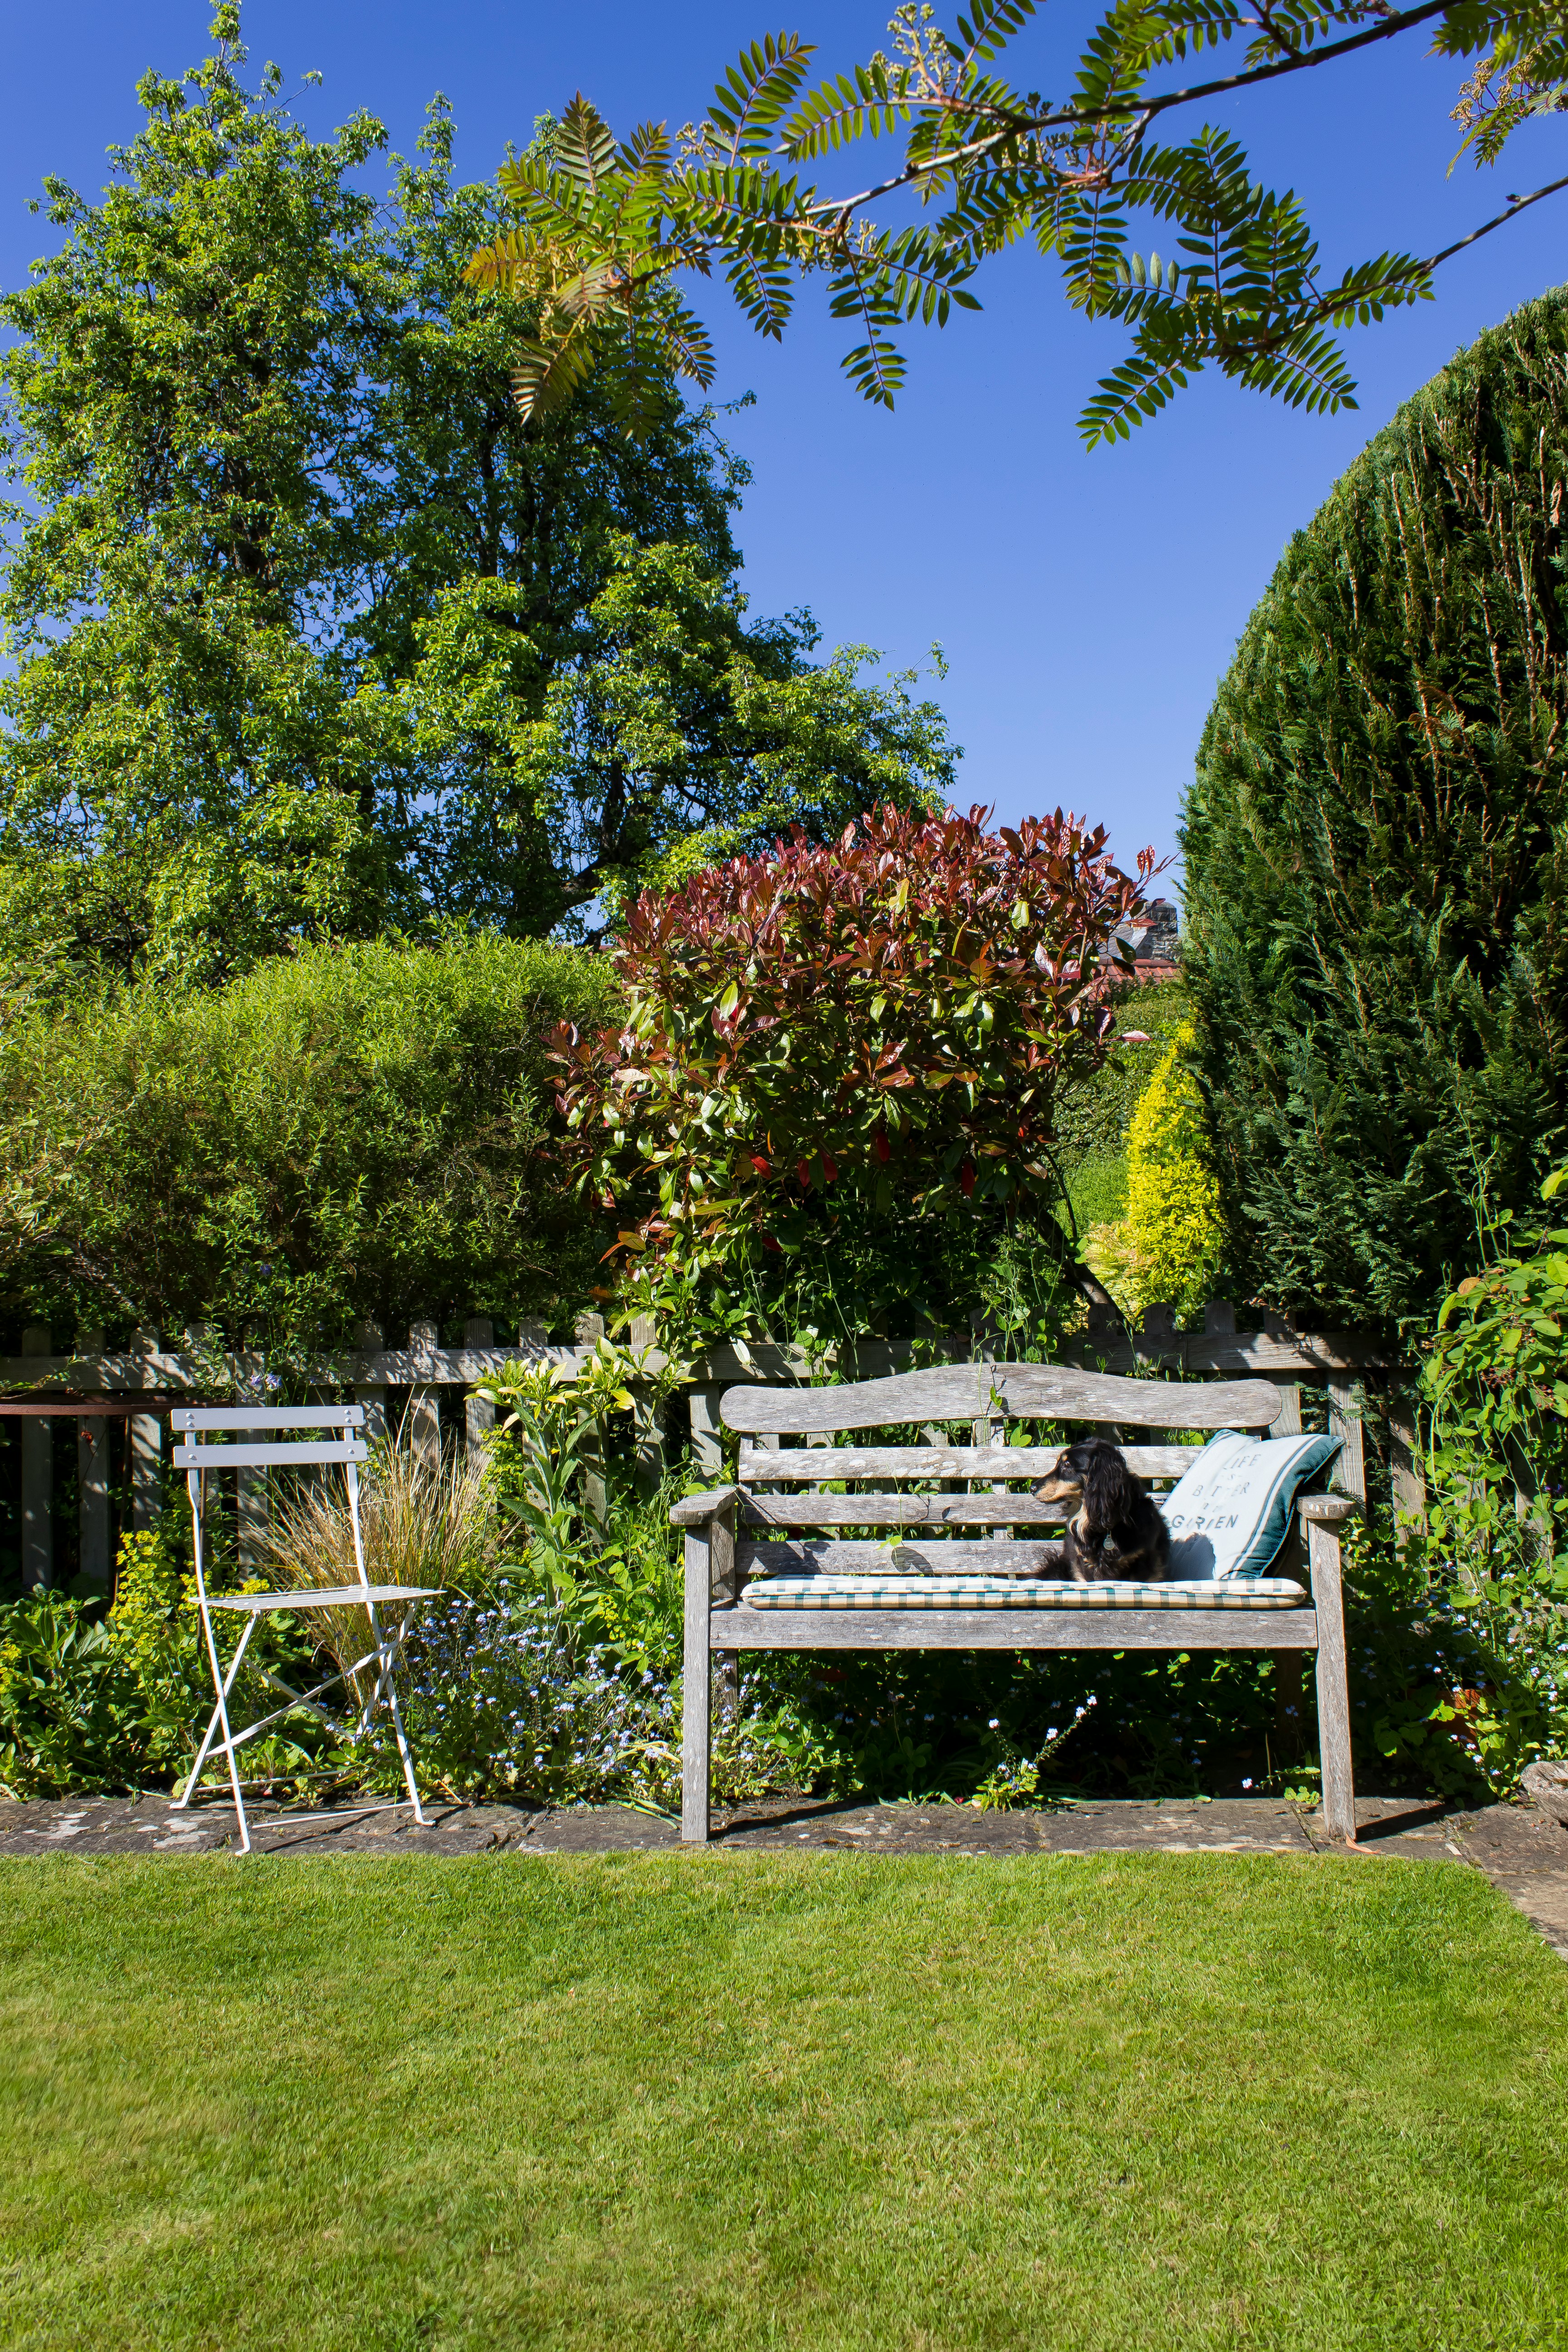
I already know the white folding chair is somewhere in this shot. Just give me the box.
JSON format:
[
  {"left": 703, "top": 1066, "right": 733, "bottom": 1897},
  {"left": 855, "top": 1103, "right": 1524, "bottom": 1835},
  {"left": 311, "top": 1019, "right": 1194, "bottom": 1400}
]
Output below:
[{"left": 170, "top": 1406, "right": 436, "bottom": 1852}]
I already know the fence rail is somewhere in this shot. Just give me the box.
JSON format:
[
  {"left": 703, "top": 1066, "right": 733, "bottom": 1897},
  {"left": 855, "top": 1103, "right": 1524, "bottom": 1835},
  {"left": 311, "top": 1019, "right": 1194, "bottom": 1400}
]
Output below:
[{"left": 1, "top": 1301, "right": 1419, "bottom": 1595}]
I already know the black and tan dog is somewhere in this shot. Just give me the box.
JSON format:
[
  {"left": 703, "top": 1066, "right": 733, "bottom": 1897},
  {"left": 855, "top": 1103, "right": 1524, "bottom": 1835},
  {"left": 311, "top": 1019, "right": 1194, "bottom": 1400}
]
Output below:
[{"left": 1033, "top": 1439, "right": 1171, "bottom": 1584}]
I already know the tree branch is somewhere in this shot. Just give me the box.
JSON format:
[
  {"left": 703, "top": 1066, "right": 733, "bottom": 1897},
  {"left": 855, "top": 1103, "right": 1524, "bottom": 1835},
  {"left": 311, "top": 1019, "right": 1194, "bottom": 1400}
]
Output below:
[{"left": 789, "top": 0, "right": 1455, "bottom": 223}]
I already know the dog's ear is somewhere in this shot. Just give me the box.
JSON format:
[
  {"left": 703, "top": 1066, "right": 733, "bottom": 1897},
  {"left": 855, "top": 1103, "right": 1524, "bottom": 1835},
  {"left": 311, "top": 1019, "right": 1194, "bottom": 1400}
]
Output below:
[{"left": 1082, "top": 1442, "right": 1140, "bottom": 1527}]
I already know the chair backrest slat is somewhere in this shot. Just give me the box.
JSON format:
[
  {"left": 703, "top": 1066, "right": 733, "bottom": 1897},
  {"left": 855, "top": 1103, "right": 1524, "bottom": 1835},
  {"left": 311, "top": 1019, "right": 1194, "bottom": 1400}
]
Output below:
[
  {"left": 720, "top": 1363, "right": 1280, "bottom": 1437},
  {"left": 172, "top": 1406, "right": 364, "bottom": 1433},
  {"left": 173, "top": 1439, "right": 369, "bottom": 1470}
]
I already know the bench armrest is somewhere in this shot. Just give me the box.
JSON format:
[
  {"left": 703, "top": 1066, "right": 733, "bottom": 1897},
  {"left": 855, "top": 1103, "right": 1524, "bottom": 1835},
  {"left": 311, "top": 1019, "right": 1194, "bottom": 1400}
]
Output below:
[
  {"left": 1297, "top": 1493, "right": 1358, "bottom": 1525},
  {"left": 670, "top": 1485, "right": 742, "bottom": 1528}
]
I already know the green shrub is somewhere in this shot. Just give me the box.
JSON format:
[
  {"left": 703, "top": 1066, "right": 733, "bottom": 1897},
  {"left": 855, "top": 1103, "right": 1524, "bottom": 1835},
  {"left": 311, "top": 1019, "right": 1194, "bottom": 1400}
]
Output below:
[
  {"left": 1184, "top": 285, "right": 1568, "bottom": 1331},
  {"left": 1087, "top": 1019, "right": 1223, "bottom": 1319},
  {"left": 0, "top": 1521, "right": 312, "bottom": 1798},
  {"left": 0, "top": 933, "right": 617, "bottom": 1347}
]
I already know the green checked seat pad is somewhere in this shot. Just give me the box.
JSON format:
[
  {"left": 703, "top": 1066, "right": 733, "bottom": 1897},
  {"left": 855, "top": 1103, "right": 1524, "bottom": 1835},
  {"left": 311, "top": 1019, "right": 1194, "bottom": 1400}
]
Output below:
[{"left": 741, "top": 1576, "right": 1308, "bottom": 1610}]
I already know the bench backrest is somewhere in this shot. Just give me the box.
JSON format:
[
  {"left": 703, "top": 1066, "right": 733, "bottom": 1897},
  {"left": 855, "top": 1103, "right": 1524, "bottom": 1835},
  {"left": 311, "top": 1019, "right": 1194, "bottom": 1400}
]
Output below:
[{"left": 720, "top": 1362, "right": 1281, "bottom": 1446}]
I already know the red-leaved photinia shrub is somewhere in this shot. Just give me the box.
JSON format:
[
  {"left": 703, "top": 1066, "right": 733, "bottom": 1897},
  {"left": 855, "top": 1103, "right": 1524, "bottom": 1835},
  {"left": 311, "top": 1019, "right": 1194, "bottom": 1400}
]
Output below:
[{"left": 549, "top": 803, "right": 1154, "bottom": 1268}]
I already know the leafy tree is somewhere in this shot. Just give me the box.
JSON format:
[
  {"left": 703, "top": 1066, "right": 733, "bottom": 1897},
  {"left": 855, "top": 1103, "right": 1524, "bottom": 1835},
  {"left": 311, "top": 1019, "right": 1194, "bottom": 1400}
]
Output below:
[
  {"left": 405, "top": 536, "right": 954, "bottom": 934},
  {"left": 467, "top": 5, "right": 1568, "bottom": 448},
  {"left": 0, "top": 934, "right": 616, "bottom": 1348},
  {"left": 551, "top": 803, "right": 1152, "bottom": 1341},
  {"left": 0, "top": 9, "right": 950, "bottom": 984},
  {"left": 1182, "top": 283, "right": 1568, "bottom": 1332}
]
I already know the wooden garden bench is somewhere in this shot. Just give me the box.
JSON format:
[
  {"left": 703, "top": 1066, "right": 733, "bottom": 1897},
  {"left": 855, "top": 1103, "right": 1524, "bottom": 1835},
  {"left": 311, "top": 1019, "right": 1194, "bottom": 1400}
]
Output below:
[{"left": 671, "top": 1361, "right": 1358, "bottom": 1845}]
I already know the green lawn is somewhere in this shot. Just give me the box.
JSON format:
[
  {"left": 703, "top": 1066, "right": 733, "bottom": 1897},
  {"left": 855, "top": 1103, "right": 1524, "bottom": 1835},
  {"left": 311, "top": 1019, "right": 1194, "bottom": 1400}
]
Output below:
[{"left": 1, "top": 1855, "right": 1564, "bottom": 2352}]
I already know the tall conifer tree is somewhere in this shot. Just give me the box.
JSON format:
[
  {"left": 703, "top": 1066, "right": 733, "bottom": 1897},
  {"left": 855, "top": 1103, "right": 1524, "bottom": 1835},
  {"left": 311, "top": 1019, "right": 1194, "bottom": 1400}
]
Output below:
[{"left": 1184, "top": 286, "right": 1568, "bottom": 1329}]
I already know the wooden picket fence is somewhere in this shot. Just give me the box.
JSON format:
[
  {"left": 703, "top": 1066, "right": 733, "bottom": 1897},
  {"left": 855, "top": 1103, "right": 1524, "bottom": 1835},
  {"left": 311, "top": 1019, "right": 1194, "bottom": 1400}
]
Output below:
[{"left": 0, "top": 1301, "right": 1419, "bottom": 1594}]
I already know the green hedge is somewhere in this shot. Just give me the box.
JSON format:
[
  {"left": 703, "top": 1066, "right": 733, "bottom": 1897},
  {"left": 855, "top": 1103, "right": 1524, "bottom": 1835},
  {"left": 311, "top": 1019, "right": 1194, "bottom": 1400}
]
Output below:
[
  {"left": 1183, "top": 286, "right": 1568, "bottom": 1330},
  {"left": 0, "top": 935, "right": 617, "bottom": 1348}
]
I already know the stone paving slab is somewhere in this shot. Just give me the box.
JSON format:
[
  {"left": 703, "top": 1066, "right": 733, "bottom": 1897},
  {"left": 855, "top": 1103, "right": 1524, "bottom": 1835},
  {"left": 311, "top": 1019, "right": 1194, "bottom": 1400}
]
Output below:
[{"left": 3, "top": 1787, "right": 1565, "bottom": 1956}]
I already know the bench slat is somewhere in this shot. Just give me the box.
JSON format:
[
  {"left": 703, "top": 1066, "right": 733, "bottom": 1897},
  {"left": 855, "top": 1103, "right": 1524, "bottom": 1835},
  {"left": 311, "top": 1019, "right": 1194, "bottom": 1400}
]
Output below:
[
  {"left": 738, "top": 1443, "right": 1200, "bottom": 1483},
  {"left": 710, "top": 1606, "right": 1320, "bottom": 1651},
  {"left": 743, "top": 1493, "right": 1075, "bottom": 1527},
  {"left": 721, "top": 1364, "right": 1281, "bottom": 1436},
  {"left": 740, "top": 1538, "right": 1062, "bottom": 1578}
]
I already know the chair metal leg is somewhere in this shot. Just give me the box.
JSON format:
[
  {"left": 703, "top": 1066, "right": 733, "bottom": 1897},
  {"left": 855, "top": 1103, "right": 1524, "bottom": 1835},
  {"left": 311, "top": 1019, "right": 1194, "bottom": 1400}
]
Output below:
[
  {"left": 367, "top": 1601, "right": 426, "bottom": 1825},
  {"left": 174, "top": 1613, "right": 256, "bottom": 1812}
]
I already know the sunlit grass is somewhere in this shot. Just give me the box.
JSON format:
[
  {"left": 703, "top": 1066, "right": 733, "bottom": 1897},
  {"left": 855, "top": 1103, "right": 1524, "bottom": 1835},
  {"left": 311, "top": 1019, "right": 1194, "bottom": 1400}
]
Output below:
[{"left": 0, "top": 1853, "right": 1563, "bottom": 2350}]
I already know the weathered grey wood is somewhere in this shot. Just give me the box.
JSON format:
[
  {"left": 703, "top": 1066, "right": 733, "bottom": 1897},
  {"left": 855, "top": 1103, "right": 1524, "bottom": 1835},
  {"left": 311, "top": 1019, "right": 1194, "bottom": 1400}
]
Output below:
[
  {"left": 682, "top": 1493, "right": 735, "bottom": 1845},
  {"left": 131, "top": 1328, "right": 163, "bottom": 1533},
  {"left": 683, "top": 1530, "right": 711, "bottom": 1842},
  {"left": 354, "top": 1320, "right": 388, "bottom": 1449},
  {"left": 1308, "top": 1519, "right": 1356, "bottom": 1842},
  {"left": 743, "top": 1492, "right": 1078, "bottom": 1528},
  {"left": 464, "top": 1319, "right": 496, "bottom": 1452},
  {"left": 21, "top": 1326, "right": 52, "bottom": 1592},
  {"left": 0, "top": 1318, "right": 1409, "bottom": 1404},
  {"left": 670, "top": 1485, "right": 744, "bottom": 1526},
  {"left": 75, "top": 1328, "right": 111, "bottom": 1594},
  {"left": 630, "top": 1313, "right": 669, "bottom": 1497},
  {"left": 1387, "top": 1392, "right": 1426, "bottom": 1532},
  {"left": 689, "top": 1387, "right": 725, "bottom": 1479},
  {"left": 710, "top": 1500, "right": 740, "bottom": 1728},
  {"left": 1204, "top": 1301, "right": 1237, "bottom": 1334},
  {"left": 740, "top": 1538, "right": 1065, "bottom": 1577},
  {"left": 1266, "top": 1377, "right": 1303, "bottom": 1437},
  {"left": 571, "top": 1313, "right": 608, "bottom": 1537},
  {"left": 1063, "top": 1330, "right": 1404, "bottom": 1375},
  {"left": 1327, "top": 1376, "right": 1366, "bottom": 1507},
  {"left": 712, "top": 1606, "right": 1320, "bottom": 1651},
  {"left": 721, "top": 1362, "right": 1283, "bottom": 1436},
  {"left": 737, "top": 1443, "right": 1200, "bottom": 1483},
  {"left": 1297, "top": 1494, "right": 1358, "bottom": 1525},
  {"left": 407, "top": 1319, "right": 442, "bottom": 1469}
]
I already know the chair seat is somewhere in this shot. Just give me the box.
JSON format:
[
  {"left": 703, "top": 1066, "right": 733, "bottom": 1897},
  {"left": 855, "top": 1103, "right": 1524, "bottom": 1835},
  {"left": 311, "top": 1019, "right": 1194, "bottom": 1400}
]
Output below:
[
  {"left": 203, "top": 1583, "right": 440, "bottom": 1613},
  {"left": 740, "top": 1576, "right": 1308, "bottom": 1611}
]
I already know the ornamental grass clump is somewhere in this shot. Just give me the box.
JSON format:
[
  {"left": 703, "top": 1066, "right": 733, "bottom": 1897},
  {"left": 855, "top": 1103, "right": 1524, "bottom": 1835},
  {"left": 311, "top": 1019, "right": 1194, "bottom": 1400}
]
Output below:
[{"left": 265, "top": 1437, "right": 495, "bottom": 1711}]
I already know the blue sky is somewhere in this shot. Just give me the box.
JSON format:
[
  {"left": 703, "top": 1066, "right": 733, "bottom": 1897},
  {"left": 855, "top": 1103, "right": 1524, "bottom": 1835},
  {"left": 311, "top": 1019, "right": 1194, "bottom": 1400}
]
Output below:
[{"left": 4, "top": 2, "right": 1567, "bottom": 894}]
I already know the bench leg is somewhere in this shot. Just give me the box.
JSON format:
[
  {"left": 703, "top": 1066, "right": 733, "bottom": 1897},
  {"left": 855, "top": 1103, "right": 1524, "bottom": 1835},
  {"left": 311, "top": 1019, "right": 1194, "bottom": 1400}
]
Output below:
[
  {"left": 1309, "top": 1520, "right": 1357, "bottom": 1844},
  {"left": 682, "top": 1530, "right": 712, "bottom": 1844}
]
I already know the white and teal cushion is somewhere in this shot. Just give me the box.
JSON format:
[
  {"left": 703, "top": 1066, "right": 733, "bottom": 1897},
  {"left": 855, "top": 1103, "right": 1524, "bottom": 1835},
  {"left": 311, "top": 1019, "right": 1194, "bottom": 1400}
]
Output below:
[
  {"left": 1158, "top": 1431, "right": 1341, "bottom": 1580},
  {"left": 741, "top": 1576, "right": 1308, "bottom": 1610}
]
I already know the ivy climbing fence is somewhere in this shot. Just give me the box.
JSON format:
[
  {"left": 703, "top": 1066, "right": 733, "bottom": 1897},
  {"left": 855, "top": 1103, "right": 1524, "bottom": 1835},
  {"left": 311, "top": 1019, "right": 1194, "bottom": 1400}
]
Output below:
[{"left": 0, "top": 1303, "right": 1418, "bottom": 1595}]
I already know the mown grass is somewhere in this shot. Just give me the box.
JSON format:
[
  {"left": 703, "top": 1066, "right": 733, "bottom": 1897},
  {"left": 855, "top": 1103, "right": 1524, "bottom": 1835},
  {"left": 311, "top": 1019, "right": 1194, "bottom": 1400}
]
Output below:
[{"left": 0, "top": 1853, "right": 1563, "bottom": 2351}]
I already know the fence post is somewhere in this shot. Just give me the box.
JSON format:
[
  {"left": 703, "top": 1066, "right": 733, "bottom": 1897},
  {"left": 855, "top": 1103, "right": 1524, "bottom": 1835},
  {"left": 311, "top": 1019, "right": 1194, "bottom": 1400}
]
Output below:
[
  {"left": 408, "top": 1319, "right": 442, "bottom": 1469},
  {"left": 574, "top": 1313, "right": 608, "bottom": 1539},
  {"left": 76, "top": 1326, "right": 111, "bottom": 1594},
  {"left": 233, "top": 1338, "right": 271, "bottom": 1575},
  {"left": 465, "top": 1317, "right": 495, "bottom": 1454},
  {"left": 1386, "top": 1387, "right": 1425, "bottom": 1538},
  {"left": 131, "top": 1327, "right": 163, "bottom": 1532},
  {"left": 630, "top": 1312, "right": 668, "bottom": 1499},
  {"left": 355, "top": 1320, "right": 388, "bottom": 1449},
  {"left": 1327, "top": 1377, "right": 1367, "bottom": 1509},
  {"left": 21, "top": 1325, "right": 52, "bottom": 1590},
  {"left": 1261, "top": 1315, "right": 1303, "bottom": 1435},
  {"left": 689, "top": 1387, "right": 725, "bottom": 1480}
]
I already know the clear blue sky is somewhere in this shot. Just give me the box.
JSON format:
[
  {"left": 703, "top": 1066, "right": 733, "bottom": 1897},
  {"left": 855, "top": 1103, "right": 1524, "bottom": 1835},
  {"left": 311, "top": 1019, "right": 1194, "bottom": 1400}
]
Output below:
[{"left": 4, "top": 2, "right": 1566, "bottom": 894}]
